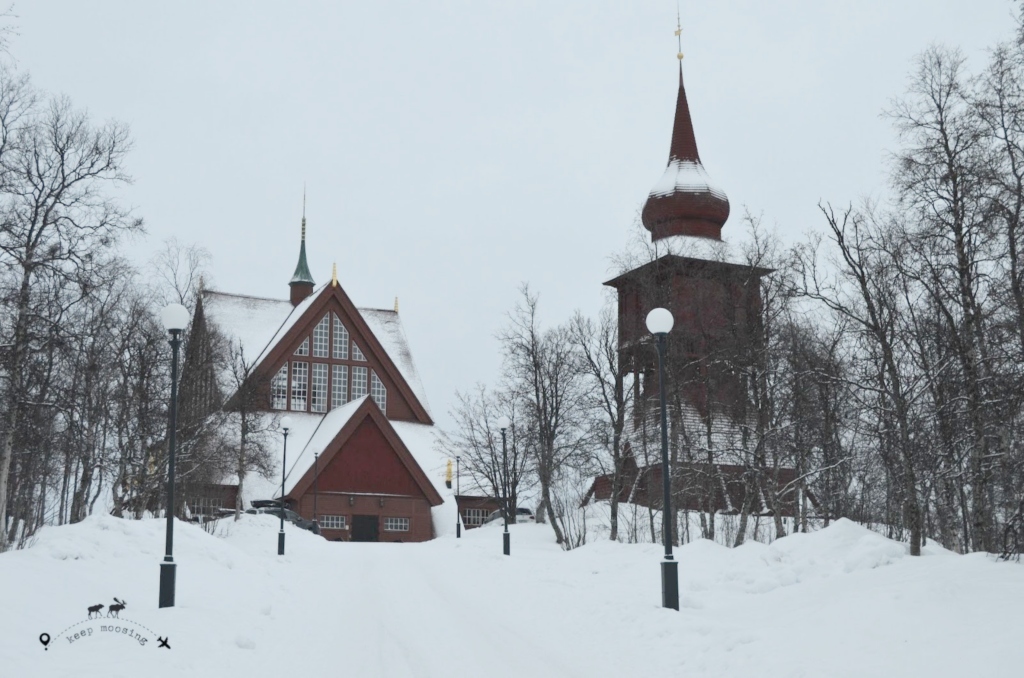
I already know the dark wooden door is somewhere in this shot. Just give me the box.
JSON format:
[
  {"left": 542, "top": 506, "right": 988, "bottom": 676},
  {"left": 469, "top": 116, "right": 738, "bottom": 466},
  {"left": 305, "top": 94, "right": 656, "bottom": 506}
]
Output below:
[{"left": 351, "top": 515, "right": 379, "bottom": 542}]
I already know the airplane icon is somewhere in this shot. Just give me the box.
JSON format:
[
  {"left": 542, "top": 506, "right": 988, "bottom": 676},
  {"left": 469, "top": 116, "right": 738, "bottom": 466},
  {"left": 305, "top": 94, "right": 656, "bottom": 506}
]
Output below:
[{"left": 158, "top": 636, "right": 170, "bottom": 649}]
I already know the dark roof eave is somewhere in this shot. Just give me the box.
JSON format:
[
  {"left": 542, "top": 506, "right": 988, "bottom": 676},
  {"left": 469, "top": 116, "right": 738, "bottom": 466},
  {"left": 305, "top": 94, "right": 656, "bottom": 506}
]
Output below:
[{"left": 603, "top": 254, "right": 774, "bottom": 288}]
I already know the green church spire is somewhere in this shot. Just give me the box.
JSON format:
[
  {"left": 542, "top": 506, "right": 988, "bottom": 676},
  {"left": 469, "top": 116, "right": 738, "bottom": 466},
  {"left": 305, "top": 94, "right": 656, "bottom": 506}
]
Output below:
[{"left": 290, "top": 188, "right": 315, "bottom": 286}]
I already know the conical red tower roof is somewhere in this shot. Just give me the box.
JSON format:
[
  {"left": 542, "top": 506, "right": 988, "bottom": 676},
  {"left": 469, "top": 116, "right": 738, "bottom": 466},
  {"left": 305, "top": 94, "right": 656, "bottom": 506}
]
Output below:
[{"left": 641, "top": 65, "right": 730, "bottom": 241}]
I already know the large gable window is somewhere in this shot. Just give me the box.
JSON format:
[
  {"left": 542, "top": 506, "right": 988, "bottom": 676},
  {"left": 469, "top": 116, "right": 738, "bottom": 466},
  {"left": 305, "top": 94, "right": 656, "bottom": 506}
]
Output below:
[
  {"left": 313, "top": 316, "right": 330, "bottom": 358},
  {"left": 291, "top": 361, "right": 308, "bottom": 410},
  {"left": 273, "top": 309, "right": 398, "bottom": 416},
  {"left": 370, "top": 370, "right": 387, "bottom": 413},
  {"left": 311, "top": 363, "right": 328, "bottom": 413},
  {"left": 271, "top": 365, "right": 288, "bottom": 410}
]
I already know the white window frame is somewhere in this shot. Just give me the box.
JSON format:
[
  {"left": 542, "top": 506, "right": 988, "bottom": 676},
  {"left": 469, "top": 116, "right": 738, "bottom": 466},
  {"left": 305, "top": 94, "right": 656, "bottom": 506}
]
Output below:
[
  {"left": 370, "top": 370, "right": 387, "bottom": 413},
  {"left": 464, "top": 508, "right": 488, "bottom": 526},
  {"left": 291, "top": 361, "right": 308, "bottom": 410},
  {"left": 384, "top": 517, "right": 409, "bottom": 532},
  {"left": 352, "top": 366, "right": 368, "bottom": 400},
  {"left": 311, "top": 363, "right": 328, "bottom": 413},
  {"left": 271, "top": 364, "right": 288, "bottom": 410},
  {"left": 332, "top": 314, "right": 349, "bottom": 360},
  {"left": 352, "top": 341, "right": 366, "bottom": 361},
  {"left": 313, "top": 315, "right": 330, "bottom": 358},
  {"left": 332, "top": 364, "right": 349, "bottom": 409},
  {"left": 294, "top": 337, "right": 309, "bottom": 356},
  {"left": 320, "top": 515, "right": 347, "bottom": 530}
]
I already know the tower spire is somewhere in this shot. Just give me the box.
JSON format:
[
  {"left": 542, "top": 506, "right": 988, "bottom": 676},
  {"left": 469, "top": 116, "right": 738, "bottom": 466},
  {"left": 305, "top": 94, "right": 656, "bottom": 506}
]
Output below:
[
  {"left": 289, "top": 187, "right": 315, "bottom": 305},
  {"left": 639, "top": 17, "right": 730, "bottom": 242}
]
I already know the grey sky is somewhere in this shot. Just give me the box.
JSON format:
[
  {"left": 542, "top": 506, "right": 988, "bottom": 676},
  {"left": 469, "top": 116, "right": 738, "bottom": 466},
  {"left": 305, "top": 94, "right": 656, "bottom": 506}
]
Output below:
[{"left": 14, "top": 1, "right": 1016, "bottom": 427}]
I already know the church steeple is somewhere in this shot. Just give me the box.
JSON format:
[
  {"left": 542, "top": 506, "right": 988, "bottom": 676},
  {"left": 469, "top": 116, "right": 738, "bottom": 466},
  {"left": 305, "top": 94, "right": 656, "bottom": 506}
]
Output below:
[
  {"left": 641, "top": 23, "right": 730, "bottom": 242},
  {"left": 289, "top": 190, "right": 315, "bottom": 306}
]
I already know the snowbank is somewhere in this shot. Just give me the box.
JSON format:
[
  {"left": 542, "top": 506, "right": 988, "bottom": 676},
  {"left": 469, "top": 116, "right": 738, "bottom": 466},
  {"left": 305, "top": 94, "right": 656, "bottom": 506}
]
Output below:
[{"left": 1, "top": 514, "right": 1020, "bottom": 677}]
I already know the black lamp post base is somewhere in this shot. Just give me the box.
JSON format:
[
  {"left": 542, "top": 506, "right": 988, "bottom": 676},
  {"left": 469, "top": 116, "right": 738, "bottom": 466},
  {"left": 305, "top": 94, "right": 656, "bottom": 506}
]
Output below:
[
  {"left": 278, "top": 531, "right": 285, "bottom": 555},
  {"left": 661, "top": 559, "right": 679, "bottom": 610},
  {"left": 159, "top": 561, "right": 177, "bottom": 608},
  {"left": 456, "top": 522, "right": 461, "bottom": 538},
  {"left": 503, "top": 530, "right": 511, "bottom": 556}
]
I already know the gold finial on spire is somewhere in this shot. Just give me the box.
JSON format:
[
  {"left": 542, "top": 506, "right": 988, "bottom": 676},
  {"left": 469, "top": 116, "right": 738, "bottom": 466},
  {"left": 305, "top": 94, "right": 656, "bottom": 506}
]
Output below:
[
  {"left": 675, "top": 4, "right": 684, "bottom": 60},
  {"left": 331, "top": 262, "right": 338, "bottom": 287},
  {"left": 301, "top": 184, "right": 307, "bottom": 241},
  {"left": 394, "top": 296, "right": 399, "bottom": 313}
]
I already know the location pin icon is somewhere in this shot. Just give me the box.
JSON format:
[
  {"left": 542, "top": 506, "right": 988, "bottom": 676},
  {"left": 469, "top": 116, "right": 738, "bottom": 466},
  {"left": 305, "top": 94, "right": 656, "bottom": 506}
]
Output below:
[{"left": 39, "top": 633, "right": 50, "bottom": 650}]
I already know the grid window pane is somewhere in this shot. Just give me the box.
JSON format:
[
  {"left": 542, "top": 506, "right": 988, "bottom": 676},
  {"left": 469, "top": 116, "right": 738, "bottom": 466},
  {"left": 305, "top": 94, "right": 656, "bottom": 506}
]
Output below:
[
  {"left": 370, "top": 370, "right": 387, "bottom": 413},
  {"left": 384, "top": 517, "right": 409, "bottom": 532},
  {"left": 291, "top": 361, "right": 308, "bottom": 410},
  {"left": 464, "top": 508, "right": 488, "bottom": 526},
  {"left": 320, "top": 515, "right": 346, "bottom": 530},
  {"left": 332, "top": 314, "right": 349, "bottom": 359},
  {"left": 294, "top": 337, "right": 309, "bottom": 356},
  {"left": 271, "top": 364, "right": 288, "bottom": 410},
  {"left": 313, "top": 316, "right": 330, "bottom": 358},
  {"left": 332, "top": 364, "right": 349, "bottom": 409},
  {"left": 311, "top": 363, "right": 328, "bottom": 413},
  {"left": 352, "top": 366, "right": 368, "bottom": 400},
  {"left": 352, "top": 342, "right": 366, "bottom": 361},
  {"left": 191, "top": 496, "right": 223, "bottom": 516}
]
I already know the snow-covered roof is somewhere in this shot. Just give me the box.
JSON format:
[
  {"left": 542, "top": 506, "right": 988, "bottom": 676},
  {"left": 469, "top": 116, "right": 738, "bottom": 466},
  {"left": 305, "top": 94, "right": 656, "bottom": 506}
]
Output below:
[
  {"left": 649, "top": 159, "right": 728, "bottom": 203},
  {"left": 361, "top": 309, "right": 431, "bottom": 415},
  {"left": 231, "top": 399, "right": 456, "bottom": 523},
  {"left": 202, "top": 287, "right": 430, "bottom": 414}
]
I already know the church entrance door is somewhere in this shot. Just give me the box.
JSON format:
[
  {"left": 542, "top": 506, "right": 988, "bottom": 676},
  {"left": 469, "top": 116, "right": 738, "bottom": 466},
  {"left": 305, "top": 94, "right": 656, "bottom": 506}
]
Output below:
[{"left": 351, "top": 515, "right": 379, "bottom": 542}]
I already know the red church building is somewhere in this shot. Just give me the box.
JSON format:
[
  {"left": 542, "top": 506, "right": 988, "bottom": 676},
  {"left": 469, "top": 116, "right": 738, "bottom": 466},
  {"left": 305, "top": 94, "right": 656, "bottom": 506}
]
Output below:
[{"left": 188, "top": 215, "right": 455, "bottom": 542}]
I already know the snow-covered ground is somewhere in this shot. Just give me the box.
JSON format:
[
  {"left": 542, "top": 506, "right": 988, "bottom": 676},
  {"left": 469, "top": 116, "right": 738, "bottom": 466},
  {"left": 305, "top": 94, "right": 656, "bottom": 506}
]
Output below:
[{"left": 2, "top": 514, "right": 1021, "bottom": 677}]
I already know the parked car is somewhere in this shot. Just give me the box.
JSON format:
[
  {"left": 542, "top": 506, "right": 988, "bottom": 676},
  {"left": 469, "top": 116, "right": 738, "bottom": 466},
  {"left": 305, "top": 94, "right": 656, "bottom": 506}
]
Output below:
[
  {"left": 483, "top": 507, "right": 536, "bottom": 525},
  {"left": 246, "top": 501, "right": 321, "bottom": 535}
]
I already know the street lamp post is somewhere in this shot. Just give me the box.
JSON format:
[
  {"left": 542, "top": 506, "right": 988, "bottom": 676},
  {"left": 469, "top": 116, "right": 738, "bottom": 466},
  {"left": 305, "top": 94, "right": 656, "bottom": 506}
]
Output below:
[
  {"left": 497, "top": 415, "right": 511, "bottom": 556},
  {"left": 159, "top": 303, "right": 190, "bottom": 609},
  {"left": 646, "top": 307, "right": 678, "bottom": 611},
  {"left": 456, "top": 455, "right": 461, "bottom": 539},
  {"left": 279, "top": 416, "right": 292, "bottom": 555}
]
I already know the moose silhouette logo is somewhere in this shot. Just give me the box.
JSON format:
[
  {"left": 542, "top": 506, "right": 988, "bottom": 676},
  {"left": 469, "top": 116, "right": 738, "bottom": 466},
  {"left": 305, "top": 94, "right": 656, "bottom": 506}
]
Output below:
[
  {"left": 41, "top": 596, "right": 166, "bottom": 653},
  {"left": 106, "top": 598, "right": 126, "bottom": 618}
]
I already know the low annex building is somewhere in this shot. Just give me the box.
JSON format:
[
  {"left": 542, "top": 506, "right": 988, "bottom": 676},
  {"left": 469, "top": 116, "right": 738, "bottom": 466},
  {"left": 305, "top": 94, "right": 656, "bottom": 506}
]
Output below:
[{"left": 184, "top": 213, "right": 455, "bottom": 542}]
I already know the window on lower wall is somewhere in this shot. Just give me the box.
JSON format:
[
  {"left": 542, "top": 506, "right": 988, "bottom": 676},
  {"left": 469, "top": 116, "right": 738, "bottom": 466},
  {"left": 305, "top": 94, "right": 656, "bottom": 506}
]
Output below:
[
  {"left": 383, "top": 517, "right": 409, "bottom": 532},
  {"left": 320, "top": 515, "right": 347, "bottom": 530},
  {"left": 464, "top": 508, "right": 488, "bottom": 526},
  {"left": 190, "top": 496, "right": 224, "bottom": 516}
]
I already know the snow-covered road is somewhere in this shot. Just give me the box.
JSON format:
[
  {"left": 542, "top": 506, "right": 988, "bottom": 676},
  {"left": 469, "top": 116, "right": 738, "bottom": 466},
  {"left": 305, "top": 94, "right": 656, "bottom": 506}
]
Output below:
[{"left": 2, "top": 514, "right": 1022, "bottom": 677}]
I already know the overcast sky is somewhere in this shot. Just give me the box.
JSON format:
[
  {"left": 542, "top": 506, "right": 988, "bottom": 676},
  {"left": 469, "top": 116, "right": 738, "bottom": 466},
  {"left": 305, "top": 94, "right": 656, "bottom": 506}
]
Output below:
[{"left": 14, "top": 1, "right": 1018, "bottom": 428}]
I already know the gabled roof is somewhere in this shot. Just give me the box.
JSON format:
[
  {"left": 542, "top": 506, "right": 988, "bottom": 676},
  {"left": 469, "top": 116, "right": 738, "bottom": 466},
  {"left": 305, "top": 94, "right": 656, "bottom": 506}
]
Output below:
[
  {"left": 202, "top": 284, "right": 431, "bottom": 419},
  {"left": 282, "top": 396, "right": 444, "bottom": 506},
  {"left": 228, "top": 403, "right": 453, "bottom": 510}
]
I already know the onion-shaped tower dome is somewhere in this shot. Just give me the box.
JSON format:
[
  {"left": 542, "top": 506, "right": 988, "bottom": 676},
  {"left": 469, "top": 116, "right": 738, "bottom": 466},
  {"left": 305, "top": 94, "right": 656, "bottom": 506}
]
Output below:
[{"left": 641, "top": 65, "right": 730, "bottom": 241}]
